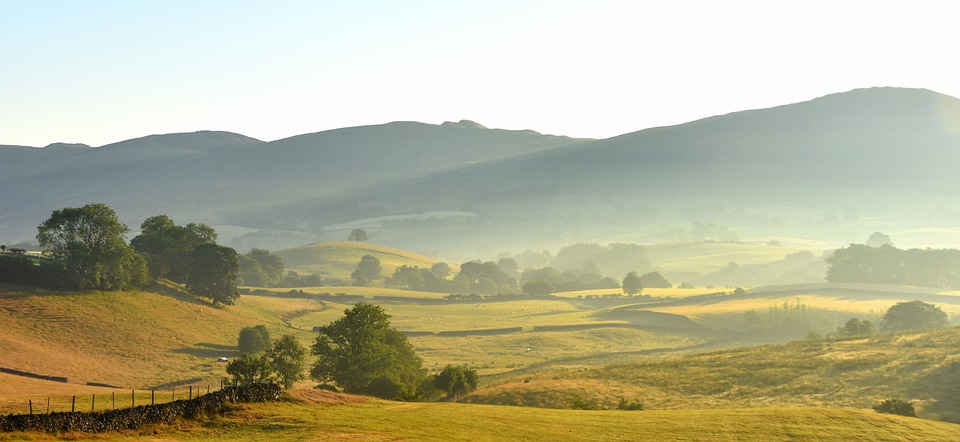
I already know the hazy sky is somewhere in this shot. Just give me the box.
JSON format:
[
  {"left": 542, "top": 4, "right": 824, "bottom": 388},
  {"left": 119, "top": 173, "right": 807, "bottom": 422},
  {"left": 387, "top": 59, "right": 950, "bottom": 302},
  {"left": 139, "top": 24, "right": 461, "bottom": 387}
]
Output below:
[{"left": 2, "top": 0, "right": 957, "bottom": 147}]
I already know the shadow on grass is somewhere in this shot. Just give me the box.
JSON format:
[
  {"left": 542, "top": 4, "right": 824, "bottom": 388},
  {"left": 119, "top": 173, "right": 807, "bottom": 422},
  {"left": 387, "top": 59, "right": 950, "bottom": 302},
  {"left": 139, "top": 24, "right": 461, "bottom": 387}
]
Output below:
[
  {"left": 148, "top": 281, "right": 217, "bottom": 307},
  {"left": 171, "top": 342, "right": 240, "bottom": 359},
  {"left": 910, "top": 361, "right": 960, "bottom": 423}
]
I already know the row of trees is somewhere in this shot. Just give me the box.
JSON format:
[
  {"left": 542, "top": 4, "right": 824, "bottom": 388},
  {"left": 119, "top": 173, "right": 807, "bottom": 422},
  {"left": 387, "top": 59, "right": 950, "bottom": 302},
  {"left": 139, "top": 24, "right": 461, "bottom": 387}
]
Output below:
[
  {"left": 826, "top": 243, "right": 960, "bottom": 289},
  {"left": 228, "top": 304, "right": 478, "bottom": 400},
  {"left": 0, "top": 204, "right": 242, "bottom": 306}
]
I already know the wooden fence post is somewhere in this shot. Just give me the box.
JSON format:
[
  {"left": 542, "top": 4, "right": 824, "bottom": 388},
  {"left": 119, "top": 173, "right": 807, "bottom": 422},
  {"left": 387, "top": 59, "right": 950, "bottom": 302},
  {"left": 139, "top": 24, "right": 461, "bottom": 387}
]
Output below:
[
  {"left": 112, "top": 391, "right": 115, "bottom": 410},
  {"left": 151, "top": 389, "right": 155, "bottom": 405},
  {"left": 46, "top": 396, "right": 50, "bottom": 414},
  {"left": 131, "top": 389, "right": 135, "bottom": 407},
  {"left": 92, "top": 394, "right": 95, "bottom": 412},
  {"left": 29, "top": 399, "right": 32, "bottom": 415},
  {"left": 172, "top": 387, "right": 176, "bottom": 402},
  {"left": 189, "top": 386, "right": 193, "bottom": 400},
  {"left": 71, "top": 395, "right": 75, "bottom": 413}
]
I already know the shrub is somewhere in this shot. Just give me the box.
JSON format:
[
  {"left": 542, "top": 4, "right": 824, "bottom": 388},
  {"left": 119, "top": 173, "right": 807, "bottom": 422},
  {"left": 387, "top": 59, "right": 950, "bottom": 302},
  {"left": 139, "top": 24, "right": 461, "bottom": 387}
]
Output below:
[{"left": 873, "top": 399, "right": 916, "bottom": 417}]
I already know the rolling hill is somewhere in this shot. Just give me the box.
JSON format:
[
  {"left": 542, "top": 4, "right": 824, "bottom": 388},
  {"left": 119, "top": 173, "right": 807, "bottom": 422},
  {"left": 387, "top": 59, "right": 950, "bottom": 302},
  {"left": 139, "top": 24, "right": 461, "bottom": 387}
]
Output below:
[
  {"left": 273, "top": 240, "right": 446, "bottom": 282},
  {"left": 3, "top": 87, "right": 960, "bottom": 258}
]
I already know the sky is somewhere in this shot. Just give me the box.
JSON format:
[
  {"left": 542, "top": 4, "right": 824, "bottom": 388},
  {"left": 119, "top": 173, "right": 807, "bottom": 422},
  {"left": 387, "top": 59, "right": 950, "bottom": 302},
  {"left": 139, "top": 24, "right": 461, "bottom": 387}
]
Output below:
[{"left": 2, "top": 0, "right": 958, "bottom": 147}]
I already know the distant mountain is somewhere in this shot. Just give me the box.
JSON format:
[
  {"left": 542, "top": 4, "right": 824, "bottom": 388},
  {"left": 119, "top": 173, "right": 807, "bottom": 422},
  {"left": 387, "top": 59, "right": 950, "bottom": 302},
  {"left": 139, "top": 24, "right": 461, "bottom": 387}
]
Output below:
[
  {"left": 275, "top": 87, "right": 960, "bottom": 254},
  {"left": 4, "top": 88, "right": 959, "bottom": 257},
  {"left": 0, "top": 123, "right": 586, "bottom": 245}
]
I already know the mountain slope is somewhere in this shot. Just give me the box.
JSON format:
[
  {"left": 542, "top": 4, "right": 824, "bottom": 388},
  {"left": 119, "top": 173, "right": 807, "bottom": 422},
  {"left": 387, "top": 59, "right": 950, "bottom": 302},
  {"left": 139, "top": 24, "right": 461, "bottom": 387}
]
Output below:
[{"left": 0, "top": 123, "right": 585, "bottom": 244}]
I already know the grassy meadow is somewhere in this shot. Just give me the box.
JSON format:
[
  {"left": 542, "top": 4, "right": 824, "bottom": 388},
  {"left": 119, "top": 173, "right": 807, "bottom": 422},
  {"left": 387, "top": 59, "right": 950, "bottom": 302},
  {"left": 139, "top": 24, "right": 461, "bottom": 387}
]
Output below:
[{"left": 5, "top": 390, "right": 958, "bottom": 441}]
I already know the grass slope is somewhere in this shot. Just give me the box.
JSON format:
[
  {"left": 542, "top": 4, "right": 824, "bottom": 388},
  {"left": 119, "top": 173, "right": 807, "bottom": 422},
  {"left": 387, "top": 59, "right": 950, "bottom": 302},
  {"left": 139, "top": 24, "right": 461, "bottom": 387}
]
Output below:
[
  {"left": 274, "top": 241, "right": 444, "bottom": 281},
  {"left": 0, "top": 282, "right": 319, "bottom": 393},
  {"left": 465, "top": 326, "right": 960, "bottom": 422},
  {"left": 16, "top": 390, "right": 959, "bottom": 441}
]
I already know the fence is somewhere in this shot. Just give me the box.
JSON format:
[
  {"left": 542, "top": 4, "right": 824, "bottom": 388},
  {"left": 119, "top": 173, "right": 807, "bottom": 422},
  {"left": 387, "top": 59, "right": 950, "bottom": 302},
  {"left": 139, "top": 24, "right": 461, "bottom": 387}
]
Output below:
[
  {"left": 0, "top": 381, "right": 231, "bottom": 416},
  {"left": 0, "top": 383, "right": 281, "bottom": 433}
]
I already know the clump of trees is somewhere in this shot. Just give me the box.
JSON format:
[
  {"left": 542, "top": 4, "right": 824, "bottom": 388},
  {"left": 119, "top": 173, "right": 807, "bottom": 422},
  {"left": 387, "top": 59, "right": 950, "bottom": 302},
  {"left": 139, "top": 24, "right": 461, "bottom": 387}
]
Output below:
[
  {"left": 311, "top": 304, "right": 426, "bottom": 400},
  {"left": 433, "top": 365, "right": 479, "bottom": 400},
  {"left": 873, "top": 399, "right": 916, "bottom": 417},
  {"left": 227, "top": 331, "right": 306, "bottom": 389},
  {"left": 238, "top": 325, "right": 272, "bottom": 354},
  {"left": 826, "top": 244, "right": 960, "bottom": 289},
  {"left": 35, "top": 204, "right": 150, "bottom": 291},
  {"left": 187, "top": 243, "right": 241, "bottom": 305},
  {"left": 834, "top": 318, "right": 876, "bottom": 337},
  {"left": 237, "top": 248, "right": 284, "bottom": 287},
  {"left": 520, "top": 264, "right": 619, "bottom": 294},
  {"left": 880, "top": 300, "right": 948, "bottom": 333},
  {"left": 348, "top": 228, "right": 368, "bottom": 242},
  {"left": 131, "top": 215, "right": 216, "bottom": 283},
  {"left": 351, "top": 255, "right": 382, "bottom": 286}
]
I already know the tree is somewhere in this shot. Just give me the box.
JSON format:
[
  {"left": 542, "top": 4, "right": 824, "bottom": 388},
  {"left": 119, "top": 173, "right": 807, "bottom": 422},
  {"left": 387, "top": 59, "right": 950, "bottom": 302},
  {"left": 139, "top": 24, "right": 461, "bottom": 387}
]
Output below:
[
  {"left": 622, "top": 271, "right": 642, "bottom": 295},
  {"left": 837, "top": 318, "right": 875, "bottom": 337},
  {"left": 873, "top": 399, "right": 916, "bottom": 417},
  {"left": 268, "top": 334, "right": 306, "bottom": 389},
  {"left": 430, "top": 262, "right": 451, "bottom": 279},
  {"left": 880, "top": 300, "right": 948, "bottom": 333},
  {"left": 248, "top": 249, "right": 284, "bottom": 286},
  {"left": 131, "top": 215, "right": 216, "bottom": 282},
  {"left": 238, "top": 325, "right": 272, "bottom": 354},
  {"left": 226, "top": 354, "right": 273, "bottom": 385},
  {"left": 187, "top": 243, "right": 240, "bottom": 305},
  {"left": 866, "top": 232, "right": 894, "bottom": 248},
  {"left": 639, "top": 271, "right": 671, "bottom": 288},
  {"left": 36, "top": 203, "right": 149, "bottom": 290},
  {"left": 351, "top": 254, "right": 382, "bottom": 286},
  {"left": 433, "top": 365, "right": 479, "bottom": 399},
  {"left": 348, "top": 228, "right": 368, "bottom": 242},
  {"left": 310, "top": 304, "right": 425, "bottom": 399}
]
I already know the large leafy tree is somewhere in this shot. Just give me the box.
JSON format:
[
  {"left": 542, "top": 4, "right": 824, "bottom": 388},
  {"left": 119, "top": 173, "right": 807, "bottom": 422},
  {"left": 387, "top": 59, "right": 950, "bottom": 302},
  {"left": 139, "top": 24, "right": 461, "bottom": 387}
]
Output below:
[
  {"left": 247, "top": 248, "right": 284, "bottom": 286},
  {"left": 130, "top": 215, "right": 216, "bottom": 282},
  {"left": 36, "top": 203, "right": 149, "bottom": 290},
  {"left": 622, "top": 271, "right": 642, "bottom": 295},
  {"left": 311, "top": 304, "right": 425, "bottom": 399},
  {"left": 880, "top": 300, "right": 948, "bottom": 333},
  {"left": 268, "top": 335, "right": 306, "bottom": 389},
  {"left": 187, "top": 243, "right": 240, "bottom": 305}
]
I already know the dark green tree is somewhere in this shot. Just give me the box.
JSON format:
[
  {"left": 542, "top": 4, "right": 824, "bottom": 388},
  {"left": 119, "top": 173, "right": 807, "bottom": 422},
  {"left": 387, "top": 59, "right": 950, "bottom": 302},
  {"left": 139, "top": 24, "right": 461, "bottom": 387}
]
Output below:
[
  {"left": 622, "top": 271, "right": 642, "bottom": 295},
  {"left": 348, "top": 228, "right": 368, "bottom": 242},
  {"left": 130, "top": 215, "right": 216, "bottom": 283},
  {"left": 268, "top": 334, "right": 306, "bottom": 389},
  {"left": 237, "top": 254, "right": 266, "bottom": 287},
  {"left": 187, "top": 243, "right": 240, "bottom": 305},
  {"left": 310, "top": 304, "right": 425, "bottom": 399},
  {"left": 36, "top": 203, "right": 149, "bottom": 290},
  {"left": 433, "top": 365, "right": 479, "bottom": 399},
  {"left": 238, "top": 325, "right": 272, "bottom": 354},
  {"left": 351, "top": 254, "right": 382, "bottom": 286},
  {"left": 248, "top": 249, "right": 284, "bottom": 286},
  {"left": 880, "top": 300, "right": 948, "bottom": 333},
  {"left": 226, "top": 354, "right": 273, "bottom": 385}
]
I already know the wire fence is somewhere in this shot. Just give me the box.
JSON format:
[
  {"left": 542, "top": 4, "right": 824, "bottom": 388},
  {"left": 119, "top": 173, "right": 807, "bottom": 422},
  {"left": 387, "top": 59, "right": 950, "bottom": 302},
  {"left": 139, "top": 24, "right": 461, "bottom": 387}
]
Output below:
[{"left": 0, "top": 382, "right": 231, "bottom": 416}]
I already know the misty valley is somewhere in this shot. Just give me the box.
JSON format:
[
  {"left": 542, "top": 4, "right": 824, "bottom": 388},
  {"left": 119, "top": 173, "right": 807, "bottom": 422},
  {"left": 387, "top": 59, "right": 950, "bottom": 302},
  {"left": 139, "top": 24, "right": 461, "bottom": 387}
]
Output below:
[{"left": 3, "top": 88, "right": 960, "bottom": 440}]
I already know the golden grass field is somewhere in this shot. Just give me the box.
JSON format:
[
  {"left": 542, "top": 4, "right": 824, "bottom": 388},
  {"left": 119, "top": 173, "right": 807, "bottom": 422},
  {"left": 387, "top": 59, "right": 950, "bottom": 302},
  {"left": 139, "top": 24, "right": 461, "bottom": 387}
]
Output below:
[
  {"left": 4, "top": 390, "right": 959, "bottom": 441},
  {"left": 4, "top": 275, "right": 960, "bottom": 439}
]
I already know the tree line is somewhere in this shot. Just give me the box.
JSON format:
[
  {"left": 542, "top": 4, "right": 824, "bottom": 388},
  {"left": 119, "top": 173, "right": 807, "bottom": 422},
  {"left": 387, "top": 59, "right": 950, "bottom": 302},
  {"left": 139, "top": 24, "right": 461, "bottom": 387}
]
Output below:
[
  {"left": 826, "top": 243, "right": 960, "bottom": 289},
  {"left": 0, "top": 203, "right": 249, "bottom": 305}
]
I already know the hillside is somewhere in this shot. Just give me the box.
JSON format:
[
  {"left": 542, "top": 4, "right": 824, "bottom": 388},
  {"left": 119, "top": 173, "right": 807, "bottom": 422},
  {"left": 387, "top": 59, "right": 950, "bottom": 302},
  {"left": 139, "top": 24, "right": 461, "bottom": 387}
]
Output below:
[
  {"left": 464, "top": 326, "right": 960, "bottom": 422},
  {"left": 273, "top": 241, "right": 445, "bottom": 282},
  {"left": 0, "top": 122, "right": 585, "bottom": 248},
  {"left": 0, "top": 282, "right": 325, "bottom": 391}
]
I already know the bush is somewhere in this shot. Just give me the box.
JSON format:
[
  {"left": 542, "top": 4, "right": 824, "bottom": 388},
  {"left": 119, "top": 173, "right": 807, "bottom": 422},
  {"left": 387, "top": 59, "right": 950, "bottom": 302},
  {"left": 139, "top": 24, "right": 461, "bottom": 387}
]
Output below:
[
  {"left": 617, "top": 397, "right": 644, "bottom": 410},
  {"left": 873, "top": 399, "right": 916, "bottom": 417}
]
